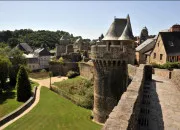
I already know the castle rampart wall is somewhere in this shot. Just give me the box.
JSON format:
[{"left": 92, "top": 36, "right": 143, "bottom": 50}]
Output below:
[{"left": 103, "top": 64, "right": 152, "bottom": 130}]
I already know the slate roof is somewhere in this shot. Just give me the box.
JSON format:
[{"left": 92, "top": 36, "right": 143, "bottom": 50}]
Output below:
[
  {"left": 60, "top": 36, "right": 69, "bottom": 41},
  {"left": 103, "top": 15, "right": 134, "bottom": 41},
  {"left": 34, "top": 48, "right": 50, "bottom": 56},
  {"left": 16, "top": 43, "right": 33, "bottom": 53},
  {"left": 160, "top": 32, "right": 180, "bottom": 56},
  {"left": 136, "top": 38, "right": 155, "bottom": 52},
  {"left": 75, "top": 38, "right": 82, "bottom": 43}
]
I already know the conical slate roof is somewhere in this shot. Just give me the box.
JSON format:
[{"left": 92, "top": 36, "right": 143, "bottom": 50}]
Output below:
[
  {"left": 103, "top": 15, "right": 134, "bottom": 41},
  {"left": 118, "top": 15, "right": 134, "bottom": 40}
]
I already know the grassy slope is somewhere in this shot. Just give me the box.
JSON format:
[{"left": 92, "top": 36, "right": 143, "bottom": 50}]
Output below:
[
  {"left": 5, "top": 87, "right": 101, "bottom": 130},
  {"left": 53, "top": 76, "right": 92, "bottom": 101},
  {"left": 0, "top": 81, "right": 39, "bottom": 118}
]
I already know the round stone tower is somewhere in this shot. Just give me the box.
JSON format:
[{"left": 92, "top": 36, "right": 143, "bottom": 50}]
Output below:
[{"left": 91, "top": 15, "right": 135, "bottom": 123}]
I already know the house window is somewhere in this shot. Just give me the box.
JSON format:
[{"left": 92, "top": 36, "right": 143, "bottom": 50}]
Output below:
[
  {"left": 157, "top": 41, "right": 159, "bottom": 47},
  {"left": 153, "top": 53, "right": 156, "bottom": 59},
  {"left": 160, "top": 54, "right": 163, "bottom": 60}
]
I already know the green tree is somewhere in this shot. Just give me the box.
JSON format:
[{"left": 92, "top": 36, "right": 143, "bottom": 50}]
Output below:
[
  {"left": 7, "top": 38, "right": 20, "bottom": 48},
  {"left": 0, "top": 55, "right": 11, "bottom": 94},
  {"left": 16, "top": 66, "right": 31, "bottom": 102},
  {"left": 8, "top": 48, "right": 27, "bottom": 85}
]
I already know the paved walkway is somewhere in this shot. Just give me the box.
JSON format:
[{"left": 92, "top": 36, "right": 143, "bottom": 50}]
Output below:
[
  {"left": 152, "top": 74, "right": 180, "bottom": 130},
  {"left": 30, "top": 76, "right": 68, "bottom": 88},
  {"left": 0, "top": 76, "right": 67, "bottom": 129}
]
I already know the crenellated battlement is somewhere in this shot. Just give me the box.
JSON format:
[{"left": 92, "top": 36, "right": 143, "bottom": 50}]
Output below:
[
  {"left": 91, "top": 45, "right": 127, "bottom": 59},
  {"left": 92, "top": 59, "right": 126, "bottom": 69}
]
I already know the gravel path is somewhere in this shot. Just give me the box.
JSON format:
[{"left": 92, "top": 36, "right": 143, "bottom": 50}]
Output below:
[
  {"left": 0, "top": 76, "right": 67, "bottom": 129},
  {"left": 152, "top": 74, "right": 180, "bottom": 129}
]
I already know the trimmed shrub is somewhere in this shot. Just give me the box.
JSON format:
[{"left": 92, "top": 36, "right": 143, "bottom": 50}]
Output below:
[
  {"left": 66, "top": 71, "right": 79, "bottom": 78},
  {"left": 151, "top": 62, "right": 180, "bottom": 70},
  {"left": 16, "top": 66, "right": 32, "bottom": 102}
]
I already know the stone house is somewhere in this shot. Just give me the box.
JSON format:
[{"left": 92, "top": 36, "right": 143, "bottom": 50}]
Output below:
[
  {"left": 56, "top": 36, "right": 70, "bottom": 58},
  {"left": 150, "top": 25, "right": 180, "bottom": 64},
  {"left": 135, "top": 37, "right": 156, "bottom": 64},
  {"left": 34, "top": 48, "right": 51, "bottom": 69},
  {"left": 73, "top": 38, "right": 89, "bottom": 52},
  {"left": 23, "top": 53, "right": 39, "bottom": 71}
]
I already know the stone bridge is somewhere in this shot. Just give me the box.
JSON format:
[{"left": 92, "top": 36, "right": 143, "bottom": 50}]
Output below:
[{"left": 79, "top": 63, "right": 180, "bottom": 130}]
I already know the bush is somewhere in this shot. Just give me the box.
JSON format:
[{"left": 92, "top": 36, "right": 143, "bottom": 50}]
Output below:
[
  {"left": 151, "top": 62, "right": 180, "bottom": 70},
  {"left": 16, "top": 66, "right": 32, "bottom": 102},
  {"left": 66, "top": 71, "right": 79, "bottom": 78},
  {"left": 58, "top": 57, "right": 64, "bottom": 64},
  {"left": 40, "top": 69, "right": 47, "bottom": 73}
]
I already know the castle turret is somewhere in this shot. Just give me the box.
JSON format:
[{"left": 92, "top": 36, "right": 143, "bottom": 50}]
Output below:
[
  {"left": 91, "top": 15, "right": 135, "bottom": 123},
  {"left": 139, "top": 26, "right": 149, "bottom": 44}
]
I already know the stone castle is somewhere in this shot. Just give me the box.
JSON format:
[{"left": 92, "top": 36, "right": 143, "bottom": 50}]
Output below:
[{"left": 91, "top": 15, "right": 135, "bottom": 123}]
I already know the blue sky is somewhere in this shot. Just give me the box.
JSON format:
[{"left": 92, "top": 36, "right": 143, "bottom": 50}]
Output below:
[{"left": 0, "top": 1, "right": 180, "bottom": 39}]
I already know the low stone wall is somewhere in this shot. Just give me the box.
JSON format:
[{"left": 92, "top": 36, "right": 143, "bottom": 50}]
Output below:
[
  {"left": 128, "top": 64, "right": 137, "bottom": 79},
  {"left": 49, "top": 62, "right": 79, "bottom": 76},
  {"left": 153, "top": 68, "right": 170, "bottom": 79},
  {"left": 171, "top": 69, "right": 180, "bottom": 90},
  {"left": 103, "top": 65, "right": 151, "bottom": 130},
  {"left": 79, "top": 62, "right": 94, "bottom": 80},
  {"left": 0, "top": 86, "right": 38, "bottom": 127}
]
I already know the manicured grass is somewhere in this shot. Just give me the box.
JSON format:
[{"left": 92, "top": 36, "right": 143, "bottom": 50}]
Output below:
[
  {"left": 5, "top": 87, "right": 101, "bottom": 130},
  {"left": 53, "top": 76, "right": 93, "bottom": 108},
  {"left": 0, "top": 88, "right": 23, "bottom": 118},
  {"left": 29, "top": 72, "right": 49, "bottom": 79},
  {"left": 0, "top": 81, "right": 39, "bottom": 118}
]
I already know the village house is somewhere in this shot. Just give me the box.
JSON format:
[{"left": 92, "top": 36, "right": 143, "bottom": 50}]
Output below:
[
  {"left": 150, "top": 24, "right": 180, "bottom": 64},
  {"left": 135, "top": 36, "right": 157, "bottom": 64},
  {"left": 23, "top": 53, "right": 39, "bottom": 71},
  {"left": 34, "top": 48, "right": 51, "bottom": 69}
]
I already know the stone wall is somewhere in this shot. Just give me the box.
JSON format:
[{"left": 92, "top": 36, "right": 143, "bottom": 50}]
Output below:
[
  {"left": 0, "top": 87, "right": 38, "bottom": 127},
  {"left": 79, "top": 62, "right": 94, "bottom": 81},
  {"left": 103, "top": 65, "right": 152, "bottom": 130},
  {"left": 128, "top": 64, "right": 137, "bottom": 79},
  {"left": 153, "top": 68, "right": 171, "bottom": 79},
  {"left": 171, "top": 69, "right": 180, "bottom": 90},
  {"left": 49, "top": 62, "right": 79, "bottom": 76}
]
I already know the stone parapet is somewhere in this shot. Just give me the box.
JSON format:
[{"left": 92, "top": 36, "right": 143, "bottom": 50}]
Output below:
[
  {"left": 91, "top": 45, "right": 126, "bottom": 59},
  {"left": 103, "top": 65, "right": 151, "bottom": 130},
  {"left": 153, "top": 68, "right": 170, "bottom": 79}
]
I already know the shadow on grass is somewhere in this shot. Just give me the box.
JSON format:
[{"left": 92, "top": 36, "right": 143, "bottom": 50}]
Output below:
[{"left": 0, "top": 84, "right": 16, "bottom": 104}]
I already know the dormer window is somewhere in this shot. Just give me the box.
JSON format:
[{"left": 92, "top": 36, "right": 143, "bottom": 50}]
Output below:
[{"left": 169, "top": 41, "right": 174, "bottom": 47}]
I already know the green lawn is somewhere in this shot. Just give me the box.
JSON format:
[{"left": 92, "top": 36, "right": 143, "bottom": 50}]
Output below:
[
  {"left": 0, "top": 81, "right": 39, "bottom": 118},
  {"left": 5, "top": 87, "right": 101, "bottom": 130},
  {"left": 0, "top": 88, "right": 23, "bottom": 118}
]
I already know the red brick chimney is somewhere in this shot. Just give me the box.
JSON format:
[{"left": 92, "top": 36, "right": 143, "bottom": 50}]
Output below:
[{"left": 170, "top": 24, "right": 180, "bottom": 32}]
